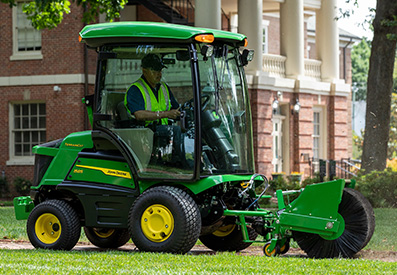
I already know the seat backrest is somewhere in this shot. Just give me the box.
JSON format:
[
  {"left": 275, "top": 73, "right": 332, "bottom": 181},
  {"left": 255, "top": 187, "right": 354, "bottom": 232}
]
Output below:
[{"left": 116, "top": 101, "right": 131, "bottom": 121}]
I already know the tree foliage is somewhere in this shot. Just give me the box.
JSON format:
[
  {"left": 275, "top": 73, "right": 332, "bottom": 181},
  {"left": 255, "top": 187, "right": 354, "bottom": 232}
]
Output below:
[
  {"left": 1, "top": 0, "right": 127, "bottom": 29},
  {"left": 351, "top": 39, "right": 371, "bottom": 100}
]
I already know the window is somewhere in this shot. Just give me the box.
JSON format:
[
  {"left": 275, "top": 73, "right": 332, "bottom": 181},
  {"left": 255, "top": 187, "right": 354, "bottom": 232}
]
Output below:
[
  {"left": 10, "top": 2, "right": 42, "bottom": 60},
  {"left": 262, "top": 20, "right": 269, "bottom": 54},
  {"left": 312, "top": 107, "right": 327, "bottom": 172},
  {"left": 313, "top": 111, "right": 320, "bottom": 160},
  {"left": 272, "top": 116, "right": 284, "bottom": 173},
  {"left": 9, "top": 103, "right": 46, "bottom": 164}
]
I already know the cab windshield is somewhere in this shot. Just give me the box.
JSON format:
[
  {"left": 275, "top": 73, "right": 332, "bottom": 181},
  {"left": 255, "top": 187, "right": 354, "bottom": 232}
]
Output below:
[{"left": 197, "top": 45, "right": 254, "bottom": 175}]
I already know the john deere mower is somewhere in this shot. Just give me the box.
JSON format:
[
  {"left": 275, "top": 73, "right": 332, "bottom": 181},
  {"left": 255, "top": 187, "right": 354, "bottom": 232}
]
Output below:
[{"left": 14, "top": 22, "right": 374, "bottom": 258}]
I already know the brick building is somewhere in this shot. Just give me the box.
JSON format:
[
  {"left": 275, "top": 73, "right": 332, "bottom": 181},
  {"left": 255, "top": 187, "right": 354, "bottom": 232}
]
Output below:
[{"left": 0, "top": 0, "right": 358, "bottom": 189}]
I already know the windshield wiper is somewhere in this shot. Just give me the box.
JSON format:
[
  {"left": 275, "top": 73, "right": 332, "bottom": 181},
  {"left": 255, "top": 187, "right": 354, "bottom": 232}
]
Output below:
[{"left": 210, "top": 45, "right": 228, "bottom": 114}]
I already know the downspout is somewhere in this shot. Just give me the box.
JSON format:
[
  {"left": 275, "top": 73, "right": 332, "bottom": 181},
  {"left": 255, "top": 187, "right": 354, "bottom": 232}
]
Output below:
[{"left": 343, "top": 37, "right": 353, "bottom": 81}]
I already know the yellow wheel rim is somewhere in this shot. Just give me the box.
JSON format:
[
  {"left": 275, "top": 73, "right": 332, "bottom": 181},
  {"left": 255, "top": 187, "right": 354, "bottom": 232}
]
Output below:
[
  {"left": 35, "top": 213, "right": 62, "bottom": 244},
  {"left": 141, "top": 204, "right": 174, "bottom": 243},
  {"left": 212, "top": 224, "right": 236, "bottom": 237},
  {"left": 93, "top": 228, "right": 115, "bottom": 239},
  {"left": 264, "top": 244, "right": 276, "bottom": 257}
]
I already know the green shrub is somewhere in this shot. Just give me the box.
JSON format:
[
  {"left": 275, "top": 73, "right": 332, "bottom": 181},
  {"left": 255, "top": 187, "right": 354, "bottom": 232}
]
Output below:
[
  {"left": 355, "top": 168, "right": 397, "bottom": 208},
  {"left": 13, "top": 177, "right": 32, "bottom": 196},
  {"left": 301, "top": 173, "right": 322, "bottom": 188},
  {"left": 0, "top": 177, "right": 9, "bottom": 198}
]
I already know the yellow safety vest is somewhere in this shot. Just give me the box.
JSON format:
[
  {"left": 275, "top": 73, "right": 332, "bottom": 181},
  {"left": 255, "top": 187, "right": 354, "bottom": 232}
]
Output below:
[{"left": 125, "top": 77, "right": 172, "bottom": 125}]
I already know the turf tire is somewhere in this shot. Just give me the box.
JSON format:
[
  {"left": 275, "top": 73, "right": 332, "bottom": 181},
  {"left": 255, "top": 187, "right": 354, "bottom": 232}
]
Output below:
[
  {"left": 84, "top": 227, "right": 130, "bottom": 249},
  {"left": 128, "top": 186, "right": 201, "bottom": 254},
  {"left": 199, "top": 224, "right": 258, "bottom": 252},
  {"left": 27, "top": 200, "right": 81, "bottom": 250}
]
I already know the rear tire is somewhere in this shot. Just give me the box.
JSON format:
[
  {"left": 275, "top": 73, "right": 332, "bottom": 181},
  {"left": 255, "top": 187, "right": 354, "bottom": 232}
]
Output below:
[
  {"left": 128, "top": 186, "right": 201, "bottom": 254},
  {"left": 27, "top": 200, "right": 81, "bottom": 250},
  {"left": 199, "top": 224, "right": 258, "bottom": 252},
  {"left": 293, "top": 188, "right": 375, "bottom": 258},
  {"left": 84, "top": 227, "right": 130, "bottom": 249}
]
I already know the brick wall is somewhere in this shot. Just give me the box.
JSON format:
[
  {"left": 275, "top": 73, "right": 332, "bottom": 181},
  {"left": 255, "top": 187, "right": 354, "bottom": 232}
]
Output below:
[
  {"left": 0, "top": 3, "right": 95, "bottom": 187},
  {"left": 264, "top": 15, "right": 280, "bottom": 55},
  {"left": 0, "top": 4, "right": 90, "bottom": 77},
  {"left": 250, "top": 88, "right": 350, "bottom": 178}
]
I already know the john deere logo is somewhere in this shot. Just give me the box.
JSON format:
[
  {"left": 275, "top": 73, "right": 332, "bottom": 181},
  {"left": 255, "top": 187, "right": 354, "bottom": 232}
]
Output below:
[
  {"left": 65, "top": 143, "right": 84, "bottom": 148},
  {"left": 75, "top": 165, "right": 131, "bottom": 179}
]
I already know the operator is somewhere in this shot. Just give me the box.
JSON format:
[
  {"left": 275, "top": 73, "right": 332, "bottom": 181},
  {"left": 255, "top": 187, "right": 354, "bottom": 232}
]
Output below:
[
  {"left": 124, "top": 53, "right": 187, "bottom": 167},
  {"left": 124, "top": 53, "right": 180, "bottom": 125}
]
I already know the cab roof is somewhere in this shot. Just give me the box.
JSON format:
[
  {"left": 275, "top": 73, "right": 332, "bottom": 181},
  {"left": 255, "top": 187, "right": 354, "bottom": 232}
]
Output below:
[{"left": 79, "top": 21, "right": 247, "bottom": 47}]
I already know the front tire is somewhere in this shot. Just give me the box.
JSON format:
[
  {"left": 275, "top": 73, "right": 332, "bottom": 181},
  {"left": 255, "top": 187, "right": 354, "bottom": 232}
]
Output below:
[
  {"left": 128, "top": 186, "right": 201, "bottom": 254},
  {"left": 84, "top": 227, "right": 130, "bottom": 249},
  {"left": 27, "top": 200, "right": 81, "bottom": 250},
  {"left": 199, "top": 223, "right": 258, "bottom": 252}
]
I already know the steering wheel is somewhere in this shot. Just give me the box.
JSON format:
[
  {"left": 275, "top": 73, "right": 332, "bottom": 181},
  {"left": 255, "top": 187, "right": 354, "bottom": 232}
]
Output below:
[{"left": 182, "top": 94, "right": 211, "bottom": 111}]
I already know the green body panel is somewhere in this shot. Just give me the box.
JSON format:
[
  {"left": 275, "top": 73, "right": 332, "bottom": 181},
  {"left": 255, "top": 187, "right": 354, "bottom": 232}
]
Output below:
[
  {"left": 284, "top": 180, "right": 344, "bottom": 219},
  {"left": 68, "top": 158, "right": 134, "bottom": 188},
  {"left": 13, "top": 196, "right": 34, "bottom": 220},
  {"left": 138, "top": 174, "right": 253, "bottom": 195},
  {"left": 32, "top": 131, "right": 94, "bottom": 188},
  {"left": 224, "top": 179, "right": 345, "bottom": 239},
  {"left": 277, "top": 179, "right": 345, "bottom": 238},
  {"left": 79, "top": 22, "right": 246, "bottom": 44}
]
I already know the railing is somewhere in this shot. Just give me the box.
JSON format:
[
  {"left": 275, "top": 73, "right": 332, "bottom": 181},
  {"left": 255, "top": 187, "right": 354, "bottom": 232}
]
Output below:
[
  {"left": 310, "top": 158, "right": 361, "bottom": 180},
  {"left": 262, "top": 54, "right": 287, "bottom": 78},
  {"left": 304, "top": 59, "right": 322, "bottom": 81},
  {"left": 262, "top": 55, "right": 322, "bottom": 80},
  {"left": 163, "top": 0, "right": 194, "bottom": 24}
]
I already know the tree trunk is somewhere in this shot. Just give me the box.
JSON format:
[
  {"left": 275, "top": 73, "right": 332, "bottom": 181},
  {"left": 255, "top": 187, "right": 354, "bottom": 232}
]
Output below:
[{"left": 361, "top": 0, "right": 397, "bottom": 173}]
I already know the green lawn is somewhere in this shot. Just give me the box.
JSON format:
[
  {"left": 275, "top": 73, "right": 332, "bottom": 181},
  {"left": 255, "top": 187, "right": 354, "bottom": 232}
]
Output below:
[
  {"left": 1, "top": 207, "right": 395, "bottom": 251},
  {"left": 0, "top": 207, "right": 396, "bottom": 274},
  {"left": 0, "top": 249, "right": 395, "bottom": 274}
]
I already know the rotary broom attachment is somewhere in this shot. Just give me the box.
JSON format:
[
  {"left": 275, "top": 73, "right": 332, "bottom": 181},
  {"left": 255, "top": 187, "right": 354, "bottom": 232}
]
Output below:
[
  {"left": 222, "top": 178, "right": 376, "bottom": 259},
  {"left": 293, "top": 188, "right": 375, "bottom": 258}
]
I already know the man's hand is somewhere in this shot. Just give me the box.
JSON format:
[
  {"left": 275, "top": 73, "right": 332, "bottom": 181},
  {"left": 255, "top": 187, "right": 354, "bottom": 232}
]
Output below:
[{"left": 166, "top": 108, "right": 180, "bottom": 119}]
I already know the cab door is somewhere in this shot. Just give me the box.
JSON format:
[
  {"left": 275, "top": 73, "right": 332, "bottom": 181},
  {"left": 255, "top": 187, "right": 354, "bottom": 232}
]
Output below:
[{"left": 93, "top": 45, "right": 197, "bottom": 181}]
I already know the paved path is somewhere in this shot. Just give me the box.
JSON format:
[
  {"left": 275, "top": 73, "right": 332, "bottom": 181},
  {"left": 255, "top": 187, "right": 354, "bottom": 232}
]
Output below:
[{"left": 0, "top": 239, "right": 395, "bottom": 262}]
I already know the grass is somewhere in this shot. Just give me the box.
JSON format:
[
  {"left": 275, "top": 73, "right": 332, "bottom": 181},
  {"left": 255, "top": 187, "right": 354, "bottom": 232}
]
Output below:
[
  {"left": 0, "top": 249, "right": 396, "bottom": 274},
  {"left": 0, "top": 207, "right": 396, "bottom": 274},
  {"left": 1, "top": 207, "right": 395, "bottom": 251},
  {"left": 366, "top": 208, "right": 396, "bottom": 251},
  {"left": 0, "top": 201, "right": 13, "bottom": 207}
]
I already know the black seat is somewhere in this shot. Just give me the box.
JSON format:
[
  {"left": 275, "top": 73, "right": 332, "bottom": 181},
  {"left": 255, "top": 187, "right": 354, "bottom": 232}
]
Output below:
[{"left": 114, "top": 101, "right": 143, "bottom": 128}]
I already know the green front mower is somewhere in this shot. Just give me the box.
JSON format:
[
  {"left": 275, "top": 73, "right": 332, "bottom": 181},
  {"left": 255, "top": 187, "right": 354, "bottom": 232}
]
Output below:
[{"left": 14, "top": 22, "right": 374, "bottom": 258}]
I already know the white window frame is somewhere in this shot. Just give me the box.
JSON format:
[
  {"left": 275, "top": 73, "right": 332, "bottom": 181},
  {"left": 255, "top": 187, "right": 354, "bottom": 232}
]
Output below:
[
  {"left": 10, "top": 2, "right": 43, "bottom": 61},
  {"left": 262, "top": 20, "right": 269, "bottom": 54},
  {"left": 7, "top": 101, "right": 46, "bottom": 165},
  {"left": 312, "top": 106, "right": 327, "bottom": 171}
]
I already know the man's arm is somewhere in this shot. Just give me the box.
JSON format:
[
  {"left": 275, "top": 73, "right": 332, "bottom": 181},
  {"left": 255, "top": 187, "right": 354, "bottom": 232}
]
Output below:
[{"left": 134, "top": 108, "right": 180, "bottom": 121}]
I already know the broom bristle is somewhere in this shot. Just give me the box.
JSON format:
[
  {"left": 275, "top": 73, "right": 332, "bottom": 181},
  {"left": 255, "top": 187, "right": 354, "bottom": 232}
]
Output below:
[{"left": 293, "top": 188, "right": 375, "bottom": 258}]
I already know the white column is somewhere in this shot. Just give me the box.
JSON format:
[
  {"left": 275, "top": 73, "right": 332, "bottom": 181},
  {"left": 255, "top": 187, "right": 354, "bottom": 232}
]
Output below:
[
  {"left": 194, "top": 0, "right": 221, "bottom": 29},
  {"left": 280, "top": 0, "right": 305, "bottom": 79},
  {"left": 238, "top": 0, "right": 263, "bottom": 72},
  {"left": 316, "top": 0, "right": 339, "bottom": 82}
]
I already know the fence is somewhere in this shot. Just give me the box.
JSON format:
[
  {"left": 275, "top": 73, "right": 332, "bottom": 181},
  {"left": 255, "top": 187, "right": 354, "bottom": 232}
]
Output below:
[{"left": 310, "top": 158, "right": 361, "bottom": 181}]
